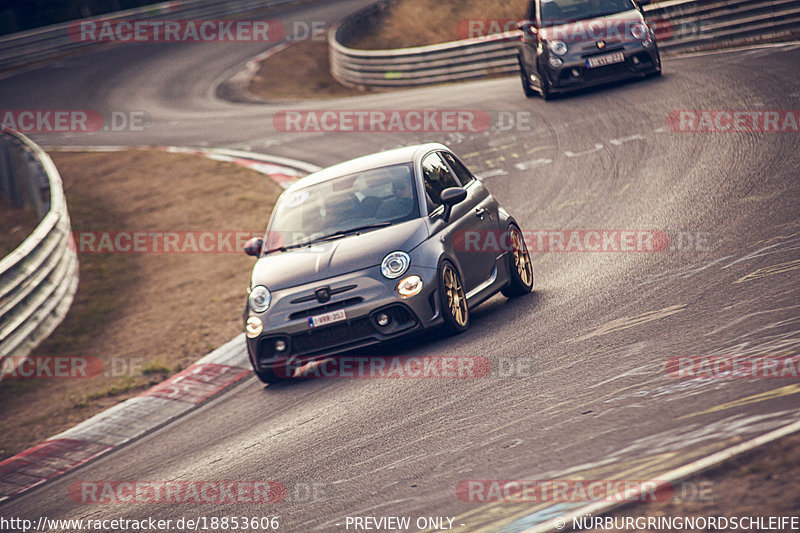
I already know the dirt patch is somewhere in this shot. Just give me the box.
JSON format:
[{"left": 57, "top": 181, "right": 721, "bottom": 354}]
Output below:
[
  {"left": 351, "top": 0, "right": 527, "bottom": 49},
  {"left": 248, "top": 39, "right": 366, "bottom": 100},
  {"left": 0, "top": 149, "right": 282, "bottom": 460},
  {"left": 591, "top": 431, "right": 800, "bottom": 531},
  {"left": 0, "top": 194, "right": 40, "bottom": 256}
]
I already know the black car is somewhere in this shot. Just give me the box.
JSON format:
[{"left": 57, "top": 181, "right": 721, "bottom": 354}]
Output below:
[
  {"left": 518, "top": 0, "right": 661, "bottom": 99},
  {"left": 242, "top": 144, "right": 534, "bottom": 383}
]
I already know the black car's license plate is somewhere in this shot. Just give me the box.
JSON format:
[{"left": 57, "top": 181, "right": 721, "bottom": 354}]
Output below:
[
  {"left": 586, "top": 52, "right": 625, "bottom": 68},
  {"left": 308, "top": 309, "right": 347, "bottom": 329}
]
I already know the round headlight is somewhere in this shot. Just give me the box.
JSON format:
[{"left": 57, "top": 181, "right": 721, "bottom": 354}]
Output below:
[
  {"left": 631, "top": 23, "right": 649, "bottom": 40},
  {"left": 548, "top": 40, "right": 568, "bottom": 56},
  {"left": 397, "top": 275, "right": 423, "bottom": 298},
  {"left": 249, "top": 285, "right": 271, "bottom": 313},
  {"left": 381, "top": 251, "right": 410, "bottom": 279}
]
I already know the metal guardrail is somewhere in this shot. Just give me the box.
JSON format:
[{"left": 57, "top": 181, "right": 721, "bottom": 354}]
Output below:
[
  {"left": 0, "top": 0, "right": 301, "bottom": 72},
  {"left": 0, "top": 129, "right": 79, "bottom": 359},
  {"left": 329, "top": 0, "right": 800, "bottom": 89}
]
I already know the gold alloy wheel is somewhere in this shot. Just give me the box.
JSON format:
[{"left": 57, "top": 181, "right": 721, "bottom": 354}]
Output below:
[
  {"left": 510, "top": 228, "right": 533, "bottom": 287},
  {"left": 443, "top": 264, "right": 468, "bottom": 327}
]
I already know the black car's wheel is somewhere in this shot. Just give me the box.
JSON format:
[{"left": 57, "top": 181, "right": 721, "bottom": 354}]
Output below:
[
  {"left": 519, "top": 58, "right": 536, "bottom": 98},
  {"left": 439, "top": 260, "right": 469, "bottom": 334},
  {"left": 540, "top": 79, "right": 553, "bottom": 101},
  {"left": 251, "top": 352, "right": 291, "bottom": 384},
  {"left": 502, "top": 225, "right": 534, "bottom": 297}
]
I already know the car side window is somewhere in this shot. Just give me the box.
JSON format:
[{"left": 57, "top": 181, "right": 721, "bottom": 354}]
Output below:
[
  {"left": 440, "top": 152, "right": 475, "bottom": 186},
  {"left": 422, "top": 152, "right": 460, "bottom": 209}
]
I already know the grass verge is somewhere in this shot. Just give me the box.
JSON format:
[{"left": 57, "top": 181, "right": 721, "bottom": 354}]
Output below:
[
  {"left": 0, "top": 149, "right": 282, "bottom": 460},
  {"left": 600, "top": 431, "right": 800, "bottom": 530},
  {"left": 248, "top": 39, "right": 366, "bottom": 100}
]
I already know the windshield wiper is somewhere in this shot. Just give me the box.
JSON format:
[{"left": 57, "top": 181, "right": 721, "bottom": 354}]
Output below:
[
  {"left": 271, "top": 222, "right": 393, "bottom": 253},
  {"left": 326, "top": 222, "right": 392, "bottom": 238}
]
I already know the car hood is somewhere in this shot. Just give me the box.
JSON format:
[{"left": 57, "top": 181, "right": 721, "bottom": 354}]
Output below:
[
  {"left": 251, "top": 218, "right": 429, "bottom": 291},
  {"left": 540, "top": 9, "right": 644, "bottom": 44}
]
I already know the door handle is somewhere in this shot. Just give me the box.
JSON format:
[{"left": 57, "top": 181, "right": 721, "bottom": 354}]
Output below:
[{"left": 475, "top": 207, "right": 487, "bottom": 219}]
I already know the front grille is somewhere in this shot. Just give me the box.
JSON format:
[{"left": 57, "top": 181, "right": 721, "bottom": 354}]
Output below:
[
  {"left": 584, "top": 61, "right": 630, "bottom": 80},
  {"left": 291, "top": 317, "right": 377, "bottom": 355},
  {"left": 288, "top": 297, "right": 364, "bottom": 320},
  {"left": 580, "top": 45, "right": 624, "bottom": 58},
  {"left": 291, "top": 285, "right": 357, "bottom": 304}
]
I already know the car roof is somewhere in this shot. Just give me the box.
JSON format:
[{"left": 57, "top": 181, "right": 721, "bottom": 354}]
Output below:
[{"left": 285, "top": 143, "right": 450, "bottom": 192}]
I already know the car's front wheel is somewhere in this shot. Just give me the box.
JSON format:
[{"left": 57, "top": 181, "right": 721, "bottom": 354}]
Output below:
[
  {"left": 250, "top": 350, "right": 292, "bottom": 384},
  {"left": 439, "top": 260, "right": 469, "bottom": 334},
  {"left": 501, "top": 224, "right": 534, "bottom": 297},
  {"left": 519, "top": 58, "right": 537, "bottom": 98}
]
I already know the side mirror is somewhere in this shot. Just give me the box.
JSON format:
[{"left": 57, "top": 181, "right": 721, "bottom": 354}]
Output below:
[
  {"left": 519, "top": 20, "right": 538, "bottom": 39},
  {"left": 440, "top": 187, "right": 467, "bottom": 223},
  {"left": 244, "top": 237, "right": 263, "bottom": 257}
]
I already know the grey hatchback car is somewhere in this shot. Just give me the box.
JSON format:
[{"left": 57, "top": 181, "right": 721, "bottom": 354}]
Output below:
[
  {"left": 518, "top": 0, "right": 661, "bottom": 99},
  {"left": 243, "top": 144, "right": 533, "bottom": 383}
]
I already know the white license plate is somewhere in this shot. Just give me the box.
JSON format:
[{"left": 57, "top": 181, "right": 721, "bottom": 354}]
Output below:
[
  {"left": 308, "top": 309, "right": 347, "bottom": 328},
  {"left": 586, "top": 52, "right": 625, "bottom": 68}
]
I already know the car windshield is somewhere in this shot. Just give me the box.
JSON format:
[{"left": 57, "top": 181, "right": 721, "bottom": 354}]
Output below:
[
  {"left": 539, "top": 0, "right": 636, "bottom": 26},
  {"left": 265, "top": 163, "right": 419, "bottom": 250}
]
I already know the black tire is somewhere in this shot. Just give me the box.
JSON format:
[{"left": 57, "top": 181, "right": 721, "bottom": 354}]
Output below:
[
  {"left": 519, "top": 58, "right": 537, "bottom": 98},
  {"left": 438, "top": 260, "right": 470, "bottom": 335},
  {"left": 501, "top": 224, "right": 534, "bottom": 297},
  {"left": 250, "top": 348, "right": 291, "bottom": 384},
  {"left": 540, "top": 79, "right": 554, "bottom": 101}
]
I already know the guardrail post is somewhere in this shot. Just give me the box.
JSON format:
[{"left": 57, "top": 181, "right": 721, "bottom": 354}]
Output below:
[{"left": 0, "top": 136, "right": 23, "bottom": 207}]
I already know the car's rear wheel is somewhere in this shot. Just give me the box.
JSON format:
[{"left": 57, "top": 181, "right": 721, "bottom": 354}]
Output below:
[
  {"left": 501, "top": 225, "right": 534, "bottom": 297},
  {"left": 519, "top": 58, "right": 536, "bottom": 98},
  {"left": 439, "top": 261, "right": 469, "bottom": 334}
]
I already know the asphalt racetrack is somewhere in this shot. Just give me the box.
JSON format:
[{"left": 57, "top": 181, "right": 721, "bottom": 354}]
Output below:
[{"left": 1, "top": 0, "right": 799, "bottom": 530}]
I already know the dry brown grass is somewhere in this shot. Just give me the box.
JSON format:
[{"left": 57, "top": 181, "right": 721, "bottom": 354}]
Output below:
[
  {"left": 352, "top": 0, "right": 529, "bottom": 49},
  {"left": 0, "top": 150, "right": 281, "bottom": 460},
  {"left": 248, "top": 39, "right": 366, "bottom": 100}
]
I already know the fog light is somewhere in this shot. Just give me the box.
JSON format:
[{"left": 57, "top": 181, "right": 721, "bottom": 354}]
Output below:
[
  {"left": 376, "top": 313, "right": 391, "bottom": 327},
  {"left": 548, "top": 56, "right": 563, "bottom": 68},
  {"left": 571, "top": 68, "right": 580, "bottom": 77},
  {"left": 246, "top": 316, "right": 263, "bottom": 338},
  {"left": 642, "top": 38, "right": 654, "bottom": 48},
  {"left": 397, "top": 275, "right": 423, "bottom": 298},
  {"left": 632, "top": 56, "right": 640, "bottom": 65},
  {"left": 275, "top": 339, "right": 287, "bottom": 352}
]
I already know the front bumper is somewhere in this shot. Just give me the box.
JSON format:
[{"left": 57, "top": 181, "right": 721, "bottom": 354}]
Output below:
[
  {"left": 245, "top": 265, "right": 441, "bottom": 372},
  {"left": 540, "top": 42, "right": 660, "bottom": 93}
]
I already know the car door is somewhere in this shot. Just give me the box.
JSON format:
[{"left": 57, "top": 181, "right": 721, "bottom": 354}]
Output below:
[{"left": 421, "top": 151, "right": 497, "bottom": 293}]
